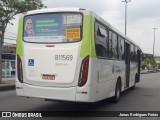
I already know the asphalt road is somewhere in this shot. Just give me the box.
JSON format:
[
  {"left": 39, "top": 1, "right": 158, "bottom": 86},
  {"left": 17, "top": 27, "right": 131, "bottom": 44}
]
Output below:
[{"left": 0, "top": 72, "right": 160, "bottom": 120}]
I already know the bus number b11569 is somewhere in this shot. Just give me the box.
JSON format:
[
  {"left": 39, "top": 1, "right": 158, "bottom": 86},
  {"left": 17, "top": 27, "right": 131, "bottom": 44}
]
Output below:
[{"left": 55, "top": 55, "right": 73, "bottom": 61}]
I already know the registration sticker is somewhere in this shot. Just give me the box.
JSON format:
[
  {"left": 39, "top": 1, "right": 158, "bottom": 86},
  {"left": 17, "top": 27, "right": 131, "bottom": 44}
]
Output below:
[{"left": 66, "top": 28, "right": 80, "bottom": 39}]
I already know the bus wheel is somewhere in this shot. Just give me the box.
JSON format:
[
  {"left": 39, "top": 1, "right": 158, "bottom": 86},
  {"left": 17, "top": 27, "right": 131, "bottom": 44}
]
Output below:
[
  {"left": 130, "top": 74, "right": 137, "bottom": 90},
  {"left": 112, "top": 80, "right": 121, "bottom": 103}
]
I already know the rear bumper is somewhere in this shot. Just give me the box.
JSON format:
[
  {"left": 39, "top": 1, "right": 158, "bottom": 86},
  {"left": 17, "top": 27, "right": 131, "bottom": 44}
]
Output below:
[
  {"left": 16, "top": 82, "right": 96, "bottom": 102},
  {"left": 18, "top": 83, "right": 76, "bottom": 102}
]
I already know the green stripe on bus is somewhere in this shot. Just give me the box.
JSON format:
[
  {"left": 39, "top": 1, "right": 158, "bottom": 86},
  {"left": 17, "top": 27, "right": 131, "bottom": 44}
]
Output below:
[
  {"left": 16, "top": 18, "right": 23, "bottom": 56},
  {"left": 80, "top": 16, "right": 96, "bottom": 58}
]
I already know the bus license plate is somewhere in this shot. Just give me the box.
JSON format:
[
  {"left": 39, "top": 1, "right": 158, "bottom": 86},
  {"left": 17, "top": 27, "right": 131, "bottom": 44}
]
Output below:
[{"left": 42, "top": 74, "right": 55, "bottom": 80}]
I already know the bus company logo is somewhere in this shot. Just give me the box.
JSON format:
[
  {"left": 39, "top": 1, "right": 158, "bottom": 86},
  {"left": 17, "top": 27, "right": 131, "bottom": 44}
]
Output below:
[{"left": 2, "top": 112, "right": 11, "bottom": 117}]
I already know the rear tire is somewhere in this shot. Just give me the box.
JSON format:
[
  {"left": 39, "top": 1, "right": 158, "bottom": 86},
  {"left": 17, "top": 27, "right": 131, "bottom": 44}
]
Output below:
[
  {"left": 130, "top": 74, "right": 137, "bottom": 90},
  {"left": 111, "top": 80, "right": 121, "bottom": 103},
  {"left": 130, "top": 83, "right": 135, "bottom": 90}
]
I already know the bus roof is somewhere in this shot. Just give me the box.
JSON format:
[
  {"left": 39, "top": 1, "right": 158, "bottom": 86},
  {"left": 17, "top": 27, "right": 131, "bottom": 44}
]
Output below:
[
  {"left": 26, "top": 7, "right": 89, "bottom": 14},
  {"left": 26, "top": 7, "right": 140, "bottom": 49}
]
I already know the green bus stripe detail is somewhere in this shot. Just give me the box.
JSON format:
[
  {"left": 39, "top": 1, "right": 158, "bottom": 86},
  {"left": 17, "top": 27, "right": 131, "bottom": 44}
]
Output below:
[
  {"left": 16, "top": 18, "right": 23, "bottom": 56},
  {"left": 80, "top": 15, "right": 96, "bottom": 58}
]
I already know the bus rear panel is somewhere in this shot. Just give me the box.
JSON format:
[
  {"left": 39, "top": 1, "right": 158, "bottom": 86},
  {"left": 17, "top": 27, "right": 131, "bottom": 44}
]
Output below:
[{"left": 16, "top": 8, "right": 97, "bottom": 102}]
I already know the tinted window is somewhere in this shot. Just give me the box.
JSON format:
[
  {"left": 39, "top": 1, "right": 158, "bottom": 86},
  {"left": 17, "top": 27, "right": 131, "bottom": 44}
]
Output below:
[
  {"left": 109, "top": 31, "right": 113, "bottom": 58},
  {"left": 112, "top": 32, "right": 118, "bottom": 59},
  {"left": 97, "top": 26, "right": 107, "bottom": 38},
  {"left": 130, "top": 44, "right": 135, "bottom": 61},
  {"left": 23, "top": 13, "right": 82, "bottom": 43},
  {"left": 135, "top": 47, "right": 138, "bottom": 62},
  {"left": 118, "top": 36, "right": 125, "bottom": 60},
  {"left": 95, "top": 22, "right": 108, "bottom": 58}
]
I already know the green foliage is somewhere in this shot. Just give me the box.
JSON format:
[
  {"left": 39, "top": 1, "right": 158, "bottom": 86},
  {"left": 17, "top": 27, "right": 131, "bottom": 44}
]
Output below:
[
  {"left": 141, "top": 64, "right": 146, "bottom": 70},
  {"left": 141, "top": 57, "right": 157, "bottom": 69},
  {"left": 158, "top": 63, "right": 160, "bottom": 69},
  {"left": 0, "top": 0, "right": 46, "bottom": 32}
]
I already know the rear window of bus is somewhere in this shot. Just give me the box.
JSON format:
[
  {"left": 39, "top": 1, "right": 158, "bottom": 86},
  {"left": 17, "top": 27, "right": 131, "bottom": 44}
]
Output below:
[{"left": 23, "top": 13, "right": 82, "bottom": 43}]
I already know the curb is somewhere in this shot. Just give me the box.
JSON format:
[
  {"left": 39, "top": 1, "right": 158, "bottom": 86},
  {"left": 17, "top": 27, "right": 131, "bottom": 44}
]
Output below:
[{"left": 0, "top": 84, "right": 15, "bottom": 91}]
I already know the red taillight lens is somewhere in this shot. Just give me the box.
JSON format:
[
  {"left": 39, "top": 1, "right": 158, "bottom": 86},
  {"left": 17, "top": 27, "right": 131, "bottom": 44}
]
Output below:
[
  {"left": 79, "top": 8, "right": 86, "bottom": 10},
  {"left": 17, "top": 55, "right": 23, "bottom": 83},
  {"left": 78, "top": 55, "right": 89, "bottom": 87}
]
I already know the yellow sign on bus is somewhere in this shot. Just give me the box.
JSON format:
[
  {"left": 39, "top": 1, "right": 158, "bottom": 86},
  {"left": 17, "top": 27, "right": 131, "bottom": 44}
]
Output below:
[{"left": 66, "top": 28, "right": 80, "bottom": 39}]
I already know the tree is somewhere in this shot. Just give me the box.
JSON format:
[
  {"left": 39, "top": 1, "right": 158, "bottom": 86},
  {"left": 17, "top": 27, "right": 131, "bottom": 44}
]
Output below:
[
  {"left": 158, "top": 63, "right": 160, "bottom": 69},
  {"left": 0, "top": 0, "right": 46, "bottom": 34},
  {"left": 0, "top": 0, "right": 46, "bottom": 83},
  {"left": 141, "top": 56, "right": 157, "bottom": 71}
]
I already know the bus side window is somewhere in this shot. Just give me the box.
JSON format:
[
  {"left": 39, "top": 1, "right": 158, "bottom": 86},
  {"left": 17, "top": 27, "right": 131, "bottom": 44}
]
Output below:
[
  {"left": 118, "top": 36, "right": 125, "bottom": 60},
  {"left": 112, "top": 32, "right": 118, "bottom": 59},
  {"left": 135, "top": 47, "right": 138, "bottom": 62},
  {"left": 95, "top": 22, "right": 108, "bottom": 58},
  {"left": 130, "top": 44, "right": 135, "bottom": 61},
  {"left": 109, "top": 31, "right": 113, "bottom": 59}
]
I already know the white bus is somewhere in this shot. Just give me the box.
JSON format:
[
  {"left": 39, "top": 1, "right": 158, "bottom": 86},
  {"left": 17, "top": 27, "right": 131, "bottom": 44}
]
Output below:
[{"left": 16, "top": 8, "right": 141, "bottom": 103}]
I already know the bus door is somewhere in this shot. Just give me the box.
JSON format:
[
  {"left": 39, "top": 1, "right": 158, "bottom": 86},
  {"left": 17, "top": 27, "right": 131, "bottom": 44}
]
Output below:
[
  {"left": 137, "top": 50, "right": 141, "bottom": 83},
  {"left": 125, "top": 42, "right": 130, "bottom": 88}
]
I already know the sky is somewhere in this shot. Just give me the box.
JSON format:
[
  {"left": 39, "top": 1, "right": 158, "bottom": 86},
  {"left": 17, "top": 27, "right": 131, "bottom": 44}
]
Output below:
[{"left": 5, "top": 0, "right": 160, "bottom": 56}]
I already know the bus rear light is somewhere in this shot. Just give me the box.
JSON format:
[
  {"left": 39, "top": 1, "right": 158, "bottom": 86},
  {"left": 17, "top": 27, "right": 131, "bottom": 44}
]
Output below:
[
  {"left": 46, "top": 45, "right": 55, "bottom": 47},
  {"left": 79, "top": 8, "right": 86, "bottom": 10},
  {"left": 78, "top": 55, "right": 89, "bottom": 87},
  {"left": 17, "top": 55, "right": 23, "bottom": 83},
  {"left": 82, "top": 92, "right": 88, "bottom": 94}
]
